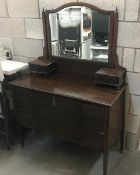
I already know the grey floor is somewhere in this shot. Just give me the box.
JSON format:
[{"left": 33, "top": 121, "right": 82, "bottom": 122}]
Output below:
[{"left": 0, "top": 132, "right": 140, "bottom": 175}]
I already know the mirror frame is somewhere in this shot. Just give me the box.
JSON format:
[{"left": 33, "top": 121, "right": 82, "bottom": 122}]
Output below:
[{"left": 43, "top": 2, "right": 118, "bottom": 68}]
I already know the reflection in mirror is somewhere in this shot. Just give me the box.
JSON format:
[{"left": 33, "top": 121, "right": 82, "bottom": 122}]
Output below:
[{"left": 49, "top": 6, "right": 110, "bottom": 63}]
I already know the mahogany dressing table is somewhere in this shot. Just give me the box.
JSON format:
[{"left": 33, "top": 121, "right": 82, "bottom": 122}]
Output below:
[{"left": 9, "top": 2, "right": 126, "bottom": 175}]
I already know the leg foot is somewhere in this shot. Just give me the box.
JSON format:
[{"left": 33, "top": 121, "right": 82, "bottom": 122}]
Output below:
[{"left": 103, "top": 151, "right": 108, "bottom": 175}]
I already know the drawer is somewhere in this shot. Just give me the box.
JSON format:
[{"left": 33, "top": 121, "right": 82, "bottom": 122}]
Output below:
[
  {"left": 36, "top": 104, "right": 104, "bottom": 132},
  {"left": 83, "top": 103, "right": 104, "bottom": 117},
  {"left": 55, "top": 96, "right": 83, "bottom": 111},
  {"left": 16, "top": 114, "right": 36, "bottom": 129},
  {"left": 15, "top": 89, "right": 53, "bottom": 116},
  {"left": 16, "top": 114, "right": 80, "bottom": 141},
  {"left": 15, "top": 87, "right": 52, "bottom": 105},
  {"left": 37, "top": 107, "right": 80, "bottom": 124},
  {"left": 35, "top": 91, "right": 53, "bottom": 106},
  {"left": 16, "top": 98, "right": 37, "bottom": 116},
  {"left": 78, "top": 131, "right": 104, "bottom": 150},
  {"left": 15, "top": 87, "right": 34, "bottom": 100},
  {"left": 36, "top": 106, "right": 104, "bottom": 132},
  {"left": 82, "top": 115, "right": 104, "bottom": 132},
  {"left": 16, "top": 114, "right": 103, "bottom": 151},
  {"left": 55, "top": 96, "right": 104, "bottom": 117}
]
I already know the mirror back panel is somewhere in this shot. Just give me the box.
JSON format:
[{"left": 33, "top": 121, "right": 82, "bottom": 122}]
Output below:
[{"left": 43, "top": 2, "right": 118, "bottom": 73}]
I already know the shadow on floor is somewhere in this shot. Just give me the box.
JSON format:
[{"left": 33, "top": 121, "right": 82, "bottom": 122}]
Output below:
[{"left": 0, "top": 131, "right": 140, "bottom": 175}]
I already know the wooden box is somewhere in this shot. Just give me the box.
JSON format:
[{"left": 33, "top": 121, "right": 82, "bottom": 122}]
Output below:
[
  {"left": 95, "top": 67, "right": 126, "bottom": 89},
  {"left": 29, "top": 57, "right": 56, "bottom": 75}
]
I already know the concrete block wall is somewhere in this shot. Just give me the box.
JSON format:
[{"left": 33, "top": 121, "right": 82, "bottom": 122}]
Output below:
[{"left": 0, "top": 0, "right": 140, "bottom": 151}]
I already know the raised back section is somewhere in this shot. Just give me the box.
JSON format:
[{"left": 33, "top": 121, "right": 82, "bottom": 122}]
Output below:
[{"left": 42, "top": 2, "right": 119, "bottom": 78}]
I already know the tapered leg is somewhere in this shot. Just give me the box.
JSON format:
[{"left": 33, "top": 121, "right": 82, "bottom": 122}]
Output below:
[
  {"left": 18, "top": 125, "right": 25, "bottom": 148},
  {"left": 120, "top": 131, "right": 124, "bottom": 153},
  {"left": 103, "top": 149, "right": 108, "bottom": 175},
  {"left": 120, "top": 92, "right": 125, "bottom": 153}
]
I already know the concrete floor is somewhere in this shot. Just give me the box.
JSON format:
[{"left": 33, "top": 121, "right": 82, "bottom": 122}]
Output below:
[{"left": 0, "top": 132, "right": 140, "bottom": 175}]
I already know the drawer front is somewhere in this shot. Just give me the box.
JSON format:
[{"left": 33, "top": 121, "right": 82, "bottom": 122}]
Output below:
[
  {"left": 37, "top": 107, "right": 79, "bottom": 124},
  {"left": 55, "top": 96, "right": 104, "bottom": 117},
  {"left": 15, "top": 87, "right": 34, "bottom": 100},
  {"left": 16, "top": 114, "right": 103, "bottom": 151},
  {"left": 35, "top": 91, "right": 53, "bottom": 106},
  {"left": 16, "top": 98, "right": 37, "bottom": 116},
  {"left": 14, "top": 88, "right": 105, "bottom": 133},
  {"left": 54, "top": 96, "right": 105, "bottom": 132},
  {"left": 79, "top": 131, "right": 104, "bottom": 150},
  {"left": 81, "top": 116, "right": 104, "bottom": 132},
  {"left": 14, "top": 87, "right": 53, "bottom": 116},
  {"left": 16, "top": 114, "right": 36, "bottom": 129}
]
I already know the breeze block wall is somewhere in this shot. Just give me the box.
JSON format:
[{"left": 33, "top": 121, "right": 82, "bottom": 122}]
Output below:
[{"left": 0, "top": 0, "right": 140, "bottom": 151}]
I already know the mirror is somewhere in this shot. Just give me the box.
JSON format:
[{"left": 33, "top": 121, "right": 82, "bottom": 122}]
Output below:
[{"left": 49, "top": 6, "right": 111, "bottom": 63}]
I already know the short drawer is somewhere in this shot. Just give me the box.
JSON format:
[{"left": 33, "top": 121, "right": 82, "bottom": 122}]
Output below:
[
  {"left": 15, "top": 86, "right": 53, "bottom": 105},
  {"left": 55, "top": 96, "right": 104, "bottom": 117},
  {"left": 35, "top": 91, "right": 53, "bottom": 106},
  {"left": 83, "top": 103, "right": 104, "bottom": 117},
  {"left": 78, "top": 131, "right": 104, "bottom": 150},
  {"left": 15, "top": 87, "right": 34, "bottom": 100},
  {"left": 55, "top": 96, "right": 83, "bottom": 112},
  {"left": 82, "top": 115, "right": 104, "bottom": 132},
  {"left": 48, "top": 108, "right": 82, "bottom": 126},
  {"left": 16, "top": 114, "right": 36, "bottom": 129},
  {"left": 15, "top": 90, "right": 53, "bottom": 116},
  {"left": 15, "top": 98, "right": 37, "bottom": 116}
]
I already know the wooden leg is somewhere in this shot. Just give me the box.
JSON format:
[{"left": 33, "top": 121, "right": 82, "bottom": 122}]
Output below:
[
  {"left": 120, "top": 131, "right": 124, "bottom": 153},
  {"left": 103, "top": 150, "right": 108, "bottom": 175},
  {"left": 120, "top": 92, "right": 125, "bottom": 153},
  {"left": 18, "top": 126, "right": 25, "bottom": 148}
]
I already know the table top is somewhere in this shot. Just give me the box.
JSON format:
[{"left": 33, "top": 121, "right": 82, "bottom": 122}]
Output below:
[{"left": 9, "top": 74, "right": 126, "bottom": 107}]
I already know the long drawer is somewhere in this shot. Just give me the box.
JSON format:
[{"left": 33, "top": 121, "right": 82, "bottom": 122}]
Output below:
[
  {"left": 15, "top": 100, "right": 104, "bottom": 132},
  {"left": 16, "top": 114, "right": 104, "bottom": 150},
  {"left": 14, "top": 88, "right": 105, "bottom": 132}
]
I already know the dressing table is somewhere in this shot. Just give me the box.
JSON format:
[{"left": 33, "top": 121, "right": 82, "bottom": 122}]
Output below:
[{"left": 9, "top": 2, "right": 126, "bottom": 175}]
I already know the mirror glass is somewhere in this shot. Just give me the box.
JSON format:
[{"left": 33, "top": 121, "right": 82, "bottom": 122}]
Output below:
[{"left": 49, "top": 6, "right": 110, "bottom": 63}]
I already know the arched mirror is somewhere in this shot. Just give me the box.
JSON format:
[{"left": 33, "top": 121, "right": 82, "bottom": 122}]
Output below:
[{"left": 43, "top": 2, "right": 118, "bottom": 67}]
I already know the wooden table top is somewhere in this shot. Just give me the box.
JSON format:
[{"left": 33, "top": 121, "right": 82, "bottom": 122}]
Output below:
[{"left": 9, "top": 74, "right": 126, "bottom": 107}]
